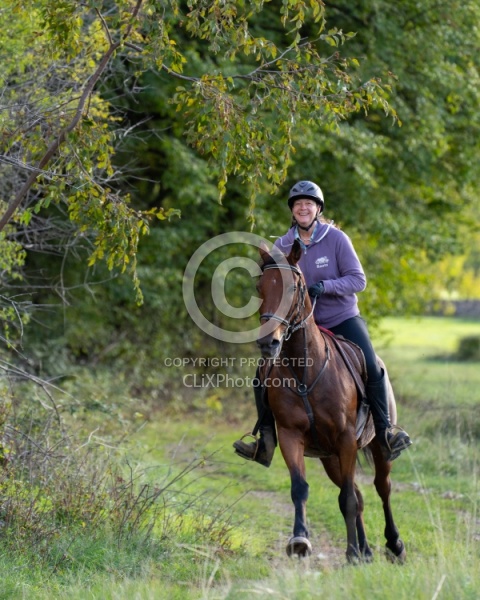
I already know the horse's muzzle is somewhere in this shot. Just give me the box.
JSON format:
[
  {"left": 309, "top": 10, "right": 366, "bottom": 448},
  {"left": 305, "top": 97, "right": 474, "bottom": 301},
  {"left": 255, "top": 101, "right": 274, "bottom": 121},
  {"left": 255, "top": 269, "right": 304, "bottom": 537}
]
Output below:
[{"left": 256, "top": 337, "right": 282, "bottom": 359}]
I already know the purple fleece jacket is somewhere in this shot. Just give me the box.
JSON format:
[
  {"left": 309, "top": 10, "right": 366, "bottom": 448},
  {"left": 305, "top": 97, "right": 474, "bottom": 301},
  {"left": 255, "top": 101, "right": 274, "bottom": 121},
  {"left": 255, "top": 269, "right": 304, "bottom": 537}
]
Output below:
[{"left": 274, "top": 222, "right": 366, "bottom": 329}]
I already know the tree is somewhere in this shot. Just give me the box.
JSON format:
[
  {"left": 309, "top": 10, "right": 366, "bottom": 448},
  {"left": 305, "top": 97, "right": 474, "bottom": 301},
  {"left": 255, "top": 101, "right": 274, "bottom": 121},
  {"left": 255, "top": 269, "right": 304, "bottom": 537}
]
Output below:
[
  {"left": 107, "top": 0, "right": 480, "bottom": 326},
  {"left": 0, "top": 0, "right": 395, "bottom": 338},
  {"left": 4, "top": 1, "right": 479, "bottom": 376},
  {"left": 266, "top": 0, "right": 480, "bottom": 316}
]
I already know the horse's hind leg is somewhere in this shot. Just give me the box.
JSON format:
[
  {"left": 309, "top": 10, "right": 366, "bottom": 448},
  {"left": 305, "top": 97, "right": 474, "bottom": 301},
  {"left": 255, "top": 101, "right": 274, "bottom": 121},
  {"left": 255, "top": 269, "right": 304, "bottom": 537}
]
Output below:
[
  {"left": 278, "top": 431, "right": 312, "bottom": 558},
  {"left": 370, "top": 439, "right": 407, "bottom": 563}
]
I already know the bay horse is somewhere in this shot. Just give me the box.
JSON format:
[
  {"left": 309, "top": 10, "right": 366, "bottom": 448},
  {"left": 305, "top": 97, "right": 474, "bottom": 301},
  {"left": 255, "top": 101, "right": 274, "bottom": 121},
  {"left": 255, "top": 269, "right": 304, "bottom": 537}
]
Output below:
[{"left": 255, "top": 240, "right": 406, "bottom": 563}]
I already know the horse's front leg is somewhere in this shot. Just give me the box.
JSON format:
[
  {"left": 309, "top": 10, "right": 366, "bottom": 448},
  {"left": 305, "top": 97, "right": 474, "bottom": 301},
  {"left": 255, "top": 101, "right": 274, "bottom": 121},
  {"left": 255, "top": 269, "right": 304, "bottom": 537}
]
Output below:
[
  {"left": 278, "top": 428, "right": 312, "bottom": 557},
  {"left": 355, "top": 489, "right": 373, "bottom": 561},
  {"left": 339, "top": 478, "right": 359, "bottom": 562}
]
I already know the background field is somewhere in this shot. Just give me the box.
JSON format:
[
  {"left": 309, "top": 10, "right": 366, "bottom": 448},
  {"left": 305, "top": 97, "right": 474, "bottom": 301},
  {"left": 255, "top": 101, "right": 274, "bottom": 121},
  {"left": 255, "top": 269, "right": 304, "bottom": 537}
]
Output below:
[{"left": 1, "top": 316, "right": 479, "bottom": 599}]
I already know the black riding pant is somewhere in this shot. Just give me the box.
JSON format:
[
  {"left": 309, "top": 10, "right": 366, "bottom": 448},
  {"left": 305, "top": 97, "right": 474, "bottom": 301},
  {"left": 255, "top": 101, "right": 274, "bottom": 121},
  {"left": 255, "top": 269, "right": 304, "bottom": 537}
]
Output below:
[{"left": 328, "top": 315, "right": 382, "bottom": 382}]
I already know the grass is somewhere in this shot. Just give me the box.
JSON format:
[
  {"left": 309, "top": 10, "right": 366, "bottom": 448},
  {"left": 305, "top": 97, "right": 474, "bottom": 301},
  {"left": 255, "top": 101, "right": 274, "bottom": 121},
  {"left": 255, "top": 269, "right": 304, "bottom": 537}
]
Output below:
[
  {"left": 374, "top": 316, "right": 480, "bottom": 408},
  {"left": 1, "top": 316, "right": 480, "bottom": 598},
  {"left": 373, "top": 317, "right": 480, "bottom": 448}
]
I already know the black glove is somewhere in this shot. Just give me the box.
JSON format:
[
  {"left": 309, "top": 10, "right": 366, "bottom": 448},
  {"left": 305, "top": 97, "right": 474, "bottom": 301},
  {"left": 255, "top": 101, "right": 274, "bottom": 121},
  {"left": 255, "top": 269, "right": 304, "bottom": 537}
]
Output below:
[{"left": 308, "top": 281, "right": 325, "bottom": 298}]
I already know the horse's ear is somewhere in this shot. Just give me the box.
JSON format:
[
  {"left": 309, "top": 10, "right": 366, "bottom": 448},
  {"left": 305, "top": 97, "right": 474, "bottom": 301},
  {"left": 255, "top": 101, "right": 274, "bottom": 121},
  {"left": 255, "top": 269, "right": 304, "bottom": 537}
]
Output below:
[
  {"left": 288, "top": 239, "right": 302, "bottom": 265},
  {"left": 259, "top": 241, "right": 271, "bottom": 264},
  {"left": 259, "top": 242, "right": 288, "bottom": 267}
]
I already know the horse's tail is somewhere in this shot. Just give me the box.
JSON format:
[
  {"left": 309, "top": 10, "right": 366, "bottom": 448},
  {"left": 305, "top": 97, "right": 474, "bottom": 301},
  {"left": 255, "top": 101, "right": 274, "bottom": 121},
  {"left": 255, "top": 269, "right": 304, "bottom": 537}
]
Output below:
[
  {"left": 358, "top": 446, "right": 375, "bottom": 469},
  {"left": 357, "top": 357, "right": 396, "bottom": 469}
]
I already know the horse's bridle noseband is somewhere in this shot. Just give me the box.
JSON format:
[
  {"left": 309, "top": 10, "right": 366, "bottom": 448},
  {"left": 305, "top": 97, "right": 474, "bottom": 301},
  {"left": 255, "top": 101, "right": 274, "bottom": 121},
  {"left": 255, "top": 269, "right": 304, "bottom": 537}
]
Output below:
[{"left": 259, "top": 263, "right": 316, "bottom": 340}]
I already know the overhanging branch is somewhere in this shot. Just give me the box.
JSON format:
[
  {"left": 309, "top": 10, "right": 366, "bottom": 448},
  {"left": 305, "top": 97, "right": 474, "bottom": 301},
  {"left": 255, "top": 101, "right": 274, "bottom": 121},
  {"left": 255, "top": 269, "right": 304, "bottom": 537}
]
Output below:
[{"left": 0, "top": 0, "right": 145, "bottom": 233}]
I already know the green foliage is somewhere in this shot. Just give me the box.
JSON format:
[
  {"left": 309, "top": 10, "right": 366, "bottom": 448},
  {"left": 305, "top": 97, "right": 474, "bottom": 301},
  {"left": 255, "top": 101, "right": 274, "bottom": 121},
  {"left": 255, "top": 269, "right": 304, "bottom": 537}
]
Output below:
[
  {"left": 0, "top": 231, "right": 29, "bottom": 345},
  {"left": 0, "top": 375, "right": 242, "bottom": 593},
  {"left": 0, "top": 0, "right": 395, "bottom": 249},
  {"left": 256, "top": 0, "right": 480, "bottom": 322},
  {"left": 2, "top": 1, "right": 185, "bottom": 303},
  {"left": 2, "top": 0, "right": 480, "bottom": 386},
  {"left": 455, "top": 335, "right": 480, "bottom": 362}
]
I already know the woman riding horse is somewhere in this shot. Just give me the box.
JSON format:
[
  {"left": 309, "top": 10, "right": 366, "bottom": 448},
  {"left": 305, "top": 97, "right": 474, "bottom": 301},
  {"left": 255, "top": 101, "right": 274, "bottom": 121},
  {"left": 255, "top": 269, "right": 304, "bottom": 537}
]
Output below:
[{"left": 234, "top": 180, "right": 412, "bottom": 467}]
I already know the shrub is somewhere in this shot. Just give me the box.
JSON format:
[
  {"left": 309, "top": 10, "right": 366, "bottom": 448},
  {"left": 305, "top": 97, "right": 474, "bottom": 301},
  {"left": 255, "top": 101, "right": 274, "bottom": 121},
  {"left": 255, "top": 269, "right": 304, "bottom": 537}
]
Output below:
[
  {"left": 0, "top": 370, "right": 236, "bottom": 577},
  {"left": 456, "top": 335, "right": 480, "bottom": 361}
]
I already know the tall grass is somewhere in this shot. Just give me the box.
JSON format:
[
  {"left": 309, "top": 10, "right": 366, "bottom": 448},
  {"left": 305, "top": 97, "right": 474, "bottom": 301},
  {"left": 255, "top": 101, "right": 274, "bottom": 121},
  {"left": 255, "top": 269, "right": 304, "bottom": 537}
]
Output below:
[{"left": 1, "top": 316, "right": 479, "bottom": 598}]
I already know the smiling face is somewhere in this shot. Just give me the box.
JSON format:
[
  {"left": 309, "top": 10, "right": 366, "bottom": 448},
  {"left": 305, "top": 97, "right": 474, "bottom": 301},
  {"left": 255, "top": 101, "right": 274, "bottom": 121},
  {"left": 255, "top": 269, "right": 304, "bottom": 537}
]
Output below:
[{"left": 291, "top": 198, "right": 321, "bottom": 228}]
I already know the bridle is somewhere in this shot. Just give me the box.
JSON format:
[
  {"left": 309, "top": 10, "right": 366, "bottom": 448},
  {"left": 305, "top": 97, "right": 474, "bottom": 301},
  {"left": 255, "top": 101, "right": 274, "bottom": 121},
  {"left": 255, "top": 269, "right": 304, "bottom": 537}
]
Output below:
[{"left": 259, "top": 263, "right": 317, "bottom": 340}]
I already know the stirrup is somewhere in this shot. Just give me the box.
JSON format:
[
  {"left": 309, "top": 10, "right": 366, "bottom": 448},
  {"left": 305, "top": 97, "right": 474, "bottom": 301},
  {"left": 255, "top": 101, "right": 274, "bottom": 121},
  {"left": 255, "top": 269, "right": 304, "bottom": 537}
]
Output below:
[
  {"left": 384, "top": 425, "right": 412, "bottom": 457},
  {"left": 233, "top": 432, "right": 260, "bottom": 461}
]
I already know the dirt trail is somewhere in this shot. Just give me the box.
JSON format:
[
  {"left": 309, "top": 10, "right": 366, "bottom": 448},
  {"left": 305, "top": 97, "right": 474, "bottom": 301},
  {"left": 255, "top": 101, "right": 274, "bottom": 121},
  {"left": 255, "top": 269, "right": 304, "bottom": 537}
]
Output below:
[
  {"left": 164, "top": 427, "right": 354, "bottom": 568},
  {"left": 248, "top": 490, "right": 346, "bottom": 571}
]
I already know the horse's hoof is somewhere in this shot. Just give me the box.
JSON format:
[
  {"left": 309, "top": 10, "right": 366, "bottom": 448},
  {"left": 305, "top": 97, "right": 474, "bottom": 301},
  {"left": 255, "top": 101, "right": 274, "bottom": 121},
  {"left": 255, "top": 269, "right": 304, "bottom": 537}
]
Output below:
[
  {"left": 346, "top": 546, "right": 373, "bottom": 565},
  {"left": 385, "top": 540, "right": 406, "bottom": 564},
  {"left": 346, "top": 550, "right": 361, "bottom": 565},
  {"left": 286, "top": 536, "right": 312, "bottom": 558},
  {"left": 362, "top": 549, "right": 374, "bottom": 563}
]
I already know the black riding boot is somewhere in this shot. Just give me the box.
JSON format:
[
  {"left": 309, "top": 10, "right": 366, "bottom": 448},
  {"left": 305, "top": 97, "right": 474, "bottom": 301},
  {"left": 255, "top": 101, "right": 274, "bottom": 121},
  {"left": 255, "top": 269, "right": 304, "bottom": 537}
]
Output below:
[
  {"left": 233, "top": 380, "right": 277, "bottom": 468},
  {"left": 367, "top": 373, "right": 412, "bottom": 461}
]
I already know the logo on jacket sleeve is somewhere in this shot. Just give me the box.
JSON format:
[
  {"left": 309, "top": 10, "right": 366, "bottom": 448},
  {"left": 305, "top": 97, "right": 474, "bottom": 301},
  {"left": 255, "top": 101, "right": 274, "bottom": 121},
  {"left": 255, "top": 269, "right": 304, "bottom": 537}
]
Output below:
[{"left": 315, "top": 256, "right": 329, "bottom": 268}]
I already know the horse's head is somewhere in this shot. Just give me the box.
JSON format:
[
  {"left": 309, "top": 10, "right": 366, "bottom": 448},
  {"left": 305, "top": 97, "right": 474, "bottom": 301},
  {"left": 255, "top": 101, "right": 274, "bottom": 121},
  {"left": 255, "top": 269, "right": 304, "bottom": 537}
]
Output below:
[{"left": 256, "top": 239, "right": 311, "bottom": 359}]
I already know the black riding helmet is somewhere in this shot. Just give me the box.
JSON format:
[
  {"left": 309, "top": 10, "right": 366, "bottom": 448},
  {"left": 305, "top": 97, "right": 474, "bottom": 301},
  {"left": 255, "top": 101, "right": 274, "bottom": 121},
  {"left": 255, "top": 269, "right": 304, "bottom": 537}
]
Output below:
[{"left": 288, "top": 180, "right": 324, "bottom": 212}]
